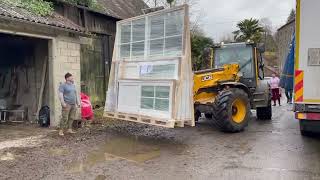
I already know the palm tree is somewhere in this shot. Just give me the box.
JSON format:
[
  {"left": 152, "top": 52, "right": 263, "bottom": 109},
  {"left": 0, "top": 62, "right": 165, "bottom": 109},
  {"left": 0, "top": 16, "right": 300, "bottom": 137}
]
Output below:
[{"left": 233, "top": 18, "right": 264, "bottom": 43}]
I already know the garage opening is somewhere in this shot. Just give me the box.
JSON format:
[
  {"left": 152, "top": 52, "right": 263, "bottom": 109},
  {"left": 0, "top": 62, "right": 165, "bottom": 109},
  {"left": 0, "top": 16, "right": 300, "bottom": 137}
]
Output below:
[{"left": 0, "top": 33, "right": 49, "bottom": 125}]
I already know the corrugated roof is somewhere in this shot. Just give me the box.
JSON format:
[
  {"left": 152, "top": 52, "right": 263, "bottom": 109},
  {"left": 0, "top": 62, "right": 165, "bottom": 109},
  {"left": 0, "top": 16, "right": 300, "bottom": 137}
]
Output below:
[
  {"left": 0, "top": 1, "right": 84, "bottom": 32},
  {"left": 0, "top": 0, "right": 147, "bottom": 33},
  {"left": 97, "top": 0, "right": 148, "bottom": 19}
]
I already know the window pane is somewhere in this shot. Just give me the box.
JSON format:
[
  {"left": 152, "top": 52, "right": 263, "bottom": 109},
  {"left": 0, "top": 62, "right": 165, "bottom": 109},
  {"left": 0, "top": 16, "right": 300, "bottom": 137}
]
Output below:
[
  {"left": 149, "top": 39, "right": 164, "bottom": 56},
  {"left": 155, "top": 86, "right": 170, "bottom": 98},
  {"left": 141, "top": 86, "right": 154, "bottom": 97},
  {"left": 165, "top": 11, "right": 183, "bottom": 36},
  {"left": 150, "top": 15, "right": 164, "bottom": 39},
  {"left": 155, "top": 99, "right": 169, "bottom": 111},
  {"left": 140, "top": 64, "right": 176, "bottom": 79},
  {"left": 141, "top": 98, "right": 154, "bottom": 109},
  {"left": 120, "top": 23, "right": 131, "bottom": 44},
  {"left": 132, "top": 41, "right": 145, "bottom": 57},
  {"left": 120, "top": 44, "right": 130, "bottom": 58},
  {"left": 132, "top": 19, "right": 145, "bottom": 42},
  {"left": 165, "top": 36, "right": 182, "bottom": 56}
]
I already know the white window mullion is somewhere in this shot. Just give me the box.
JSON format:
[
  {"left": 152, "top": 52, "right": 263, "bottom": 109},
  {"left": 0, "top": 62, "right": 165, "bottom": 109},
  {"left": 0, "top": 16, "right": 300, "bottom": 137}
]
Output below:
[
  {"left": 153, "top": 86, "right": 156, "bottom": 110},
  {"left": 163, "top": 16, "right": 166, "bottom": 56},
  {"left": 130, "top": 21, "right": 133, "bottom": 61},
  {"left": 145, "top": 16, "right": 149, "bottom": 60}
]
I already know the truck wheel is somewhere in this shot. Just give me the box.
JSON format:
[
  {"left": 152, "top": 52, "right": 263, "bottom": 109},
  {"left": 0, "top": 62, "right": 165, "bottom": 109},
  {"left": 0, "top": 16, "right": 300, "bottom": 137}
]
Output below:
[
  {"left": 256, "top": 103, "right": 272, "bottom": 120},
  {"left": 212, "top": 88, "right": 250, "bottom": 132},
  {"left": 299, "top": 120, "right": 312, "bottom": 136}
]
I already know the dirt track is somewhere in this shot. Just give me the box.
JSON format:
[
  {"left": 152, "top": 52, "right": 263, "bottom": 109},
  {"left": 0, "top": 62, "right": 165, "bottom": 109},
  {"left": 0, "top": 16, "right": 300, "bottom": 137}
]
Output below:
[{"left": 1, "top": 103, "right": 320, "bottom": 180}]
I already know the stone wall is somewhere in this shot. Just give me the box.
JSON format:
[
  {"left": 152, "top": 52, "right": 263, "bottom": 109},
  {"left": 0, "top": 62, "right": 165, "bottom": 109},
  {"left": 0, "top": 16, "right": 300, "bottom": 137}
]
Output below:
[{"left": 50, "top": 37, "right": 81, "bottom": 127}]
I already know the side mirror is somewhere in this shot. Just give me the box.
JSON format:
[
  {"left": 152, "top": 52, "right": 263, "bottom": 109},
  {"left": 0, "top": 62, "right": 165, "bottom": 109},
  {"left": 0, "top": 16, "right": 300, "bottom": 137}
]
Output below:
[{"left": 257, "top": 43, "right": 265, "bottom": 53}]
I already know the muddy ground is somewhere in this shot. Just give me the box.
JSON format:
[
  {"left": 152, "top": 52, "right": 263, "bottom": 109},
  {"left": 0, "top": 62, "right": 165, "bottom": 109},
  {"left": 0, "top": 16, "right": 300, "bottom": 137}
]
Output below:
[{"left": 1, "top": 103, "right": 320, "bottom": 180}]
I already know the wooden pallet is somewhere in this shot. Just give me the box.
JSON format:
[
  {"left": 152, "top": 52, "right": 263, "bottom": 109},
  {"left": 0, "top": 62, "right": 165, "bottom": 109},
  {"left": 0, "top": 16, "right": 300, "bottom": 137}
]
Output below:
[{"left": 104, "top": 111, "right": 176, "bottom": 128}]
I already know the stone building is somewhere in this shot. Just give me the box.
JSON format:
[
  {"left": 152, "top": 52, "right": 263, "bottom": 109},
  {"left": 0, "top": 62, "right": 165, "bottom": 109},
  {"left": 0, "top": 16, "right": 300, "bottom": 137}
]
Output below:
[
  {"left": 276, "top": 19, "right": 295, "bottom": 72},
  {"left": 0, "top": 0, "right": 146, "bottom": 127}
]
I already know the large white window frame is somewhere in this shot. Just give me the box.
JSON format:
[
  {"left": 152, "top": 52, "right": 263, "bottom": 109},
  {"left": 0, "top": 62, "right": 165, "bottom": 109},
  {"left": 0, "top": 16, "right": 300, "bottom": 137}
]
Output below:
[
  {"left": 118, "top": 59, "right": 180, "bottom": 80},
  {"left": 117, "top": 80, "right": 174, "bottom": 119},
  {"left": 117, "top": 9, "right": 185, "bottom": 61}
]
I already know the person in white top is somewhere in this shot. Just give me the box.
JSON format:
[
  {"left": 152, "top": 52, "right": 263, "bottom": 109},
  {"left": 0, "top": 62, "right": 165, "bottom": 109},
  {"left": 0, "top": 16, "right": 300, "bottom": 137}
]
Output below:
[{"left": 269, "top": 73, "right": 281, "bottom": 106}]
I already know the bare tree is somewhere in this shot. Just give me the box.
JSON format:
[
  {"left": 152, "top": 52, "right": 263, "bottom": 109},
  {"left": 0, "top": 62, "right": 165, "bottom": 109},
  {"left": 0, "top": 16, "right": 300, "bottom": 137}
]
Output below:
[
  {"left": 287, "top": 9, "right": 296, "bottom": 23},
  {"left": 144, "top": 0, "right": 199, "bottom": 11},
  {"left": 260, "top": 17, "right": 277, "bottom": 52},
  {"left": 220, "top": 33, "right": 234, "bottom": 43},
  {"left": 260, "top": 18, "right": 273, "bottom": 34},
  {"left": 144, "top": 0, "right": 203, "bottom": 35}
]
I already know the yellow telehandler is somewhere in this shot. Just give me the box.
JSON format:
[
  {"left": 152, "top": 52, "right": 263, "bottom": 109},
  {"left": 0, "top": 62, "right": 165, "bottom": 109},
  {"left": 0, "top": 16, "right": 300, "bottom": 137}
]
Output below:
[{"left": 193, "top": 42, "right": 272, "bottom": 132}]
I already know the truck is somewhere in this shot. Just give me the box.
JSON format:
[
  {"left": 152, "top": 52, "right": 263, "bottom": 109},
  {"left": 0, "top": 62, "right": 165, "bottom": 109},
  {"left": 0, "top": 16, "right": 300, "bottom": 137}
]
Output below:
[{"left": 294, "top": 0, "right": 320, "bottom": 135}]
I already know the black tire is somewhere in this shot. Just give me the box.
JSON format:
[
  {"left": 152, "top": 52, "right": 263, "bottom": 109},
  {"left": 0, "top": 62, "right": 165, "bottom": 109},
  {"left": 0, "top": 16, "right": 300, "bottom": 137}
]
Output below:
[
  {"left": 194, "top": 111, "right": 201, "bottom": 122},
  {"left": 299, "top": 120, "right": 313, "bottom": 136},
  {"left": 205, "top": 113, "right": 212, "bottom": 119},
  {"left": 212, "top": 88, "right": 251, "bottom": 132},
  {"left": 257, "top": 103, "right": 272, "bottom": 120},
  {"left": 300, "top": 129, "right": 309, "bottom": 136}
]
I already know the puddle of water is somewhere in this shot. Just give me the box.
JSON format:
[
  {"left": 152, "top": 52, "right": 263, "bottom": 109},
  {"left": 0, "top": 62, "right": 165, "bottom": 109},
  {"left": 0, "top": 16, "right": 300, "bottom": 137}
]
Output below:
[
  {"left": 0, "top": 152, "right": 15, "bottom": 161},
  {"left": 68, "top": 135, "right": 167, "bottom": 173}
]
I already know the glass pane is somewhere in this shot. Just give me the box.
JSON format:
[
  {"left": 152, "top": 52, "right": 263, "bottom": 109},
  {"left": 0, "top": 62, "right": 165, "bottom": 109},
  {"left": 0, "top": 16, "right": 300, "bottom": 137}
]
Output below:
[
  {"left": 214, "top": 45, "right": 254, "bottom": 78},
  {"left": 165, "top": 11, "right": 184, "bottom": 37},
  {"left": 120, "top": 23, "right": 131, "bottom": 44},
  {"left": 140, "top": 64, "right": 176, "bottom": 79},
  {"left": 141, "top": 86, "right": 154, "bottom": 97},
  {"left": 141, "top": 98, "right": 154, "bottom": 109},
  {"left": 155, "top": 99, "right": 169, "bottom": 111},
  {"left": 132, "top": 41, "right": 145, "bottom": 57},
  {"left": 165, "top": 36, "right": 182, "bottom": 56},
  {"left": 155, "top": 86, "right": 170, "bottom": 98},
  {"left": 132, "top": 18, "right": 145, "bottom": 42},
  {"left": 150, "top": 15, "right": 164, "bottom": 39},
  {"left": 149, "top": 39, "right": 164, "bottom": 56},
  {"left": 120, "top": 44, "right": 130, "bottom": 58}
]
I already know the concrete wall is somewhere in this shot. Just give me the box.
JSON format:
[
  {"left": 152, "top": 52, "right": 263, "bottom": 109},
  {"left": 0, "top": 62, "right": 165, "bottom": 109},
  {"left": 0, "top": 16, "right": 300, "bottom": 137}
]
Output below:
[
  {"left": 0, "top": 22, "right": 84, "bottom": 127},
  {"left": 49, "top": 37, "right": 81, "bottom": 127},
  {"left": 276, "top": 20, "right": 295, "bottom": 73}
]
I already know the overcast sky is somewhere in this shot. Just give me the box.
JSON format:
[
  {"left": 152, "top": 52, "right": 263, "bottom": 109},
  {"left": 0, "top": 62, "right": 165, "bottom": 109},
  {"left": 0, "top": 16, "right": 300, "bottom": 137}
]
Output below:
[{"left": 192, "top": 0, "right": 296, "bottom": 41}]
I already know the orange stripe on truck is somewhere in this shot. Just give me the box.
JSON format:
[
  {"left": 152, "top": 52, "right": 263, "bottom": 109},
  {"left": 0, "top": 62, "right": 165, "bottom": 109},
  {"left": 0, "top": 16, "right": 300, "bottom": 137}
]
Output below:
[{"left": 294, "top": 70, "right": 304, "bottom": 102}]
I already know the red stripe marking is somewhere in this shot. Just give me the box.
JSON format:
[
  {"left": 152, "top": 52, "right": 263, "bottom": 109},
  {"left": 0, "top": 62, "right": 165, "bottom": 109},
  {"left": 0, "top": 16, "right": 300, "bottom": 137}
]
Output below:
[
  {"left": 295, "top": 70, "right": 303, "bottom": 77},
  {"left": 307, "top": 113, "right": 320, "bottom": 120},
  {"left": 296, "top": 96, "right": 303, "bottom": 102},
  {"left": 295, "top": 80, "right": 303, "bottom": 91}
]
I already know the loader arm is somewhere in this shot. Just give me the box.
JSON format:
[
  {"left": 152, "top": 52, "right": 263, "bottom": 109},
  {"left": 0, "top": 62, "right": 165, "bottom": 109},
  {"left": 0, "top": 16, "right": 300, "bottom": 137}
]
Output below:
[{"left": 193, "top": 64, "right": 240, "bottom": 104}]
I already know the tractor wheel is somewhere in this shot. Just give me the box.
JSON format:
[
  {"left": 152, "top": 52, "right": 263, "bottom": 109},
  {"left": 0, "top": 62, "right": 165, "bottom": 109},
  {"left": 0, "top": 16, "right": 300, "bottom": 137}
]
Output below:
[
  {"left": 194, "top": 111, "right": 201, "bottom": 122},
  {"left": 257, "top": 103, "right": 272, "bottom": 120},
  {"left": 212, "top": 88, "right": 251, "bottom": 132},
  {"left": 205, "top": 113, "right": 212, "bottom": 119}
]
